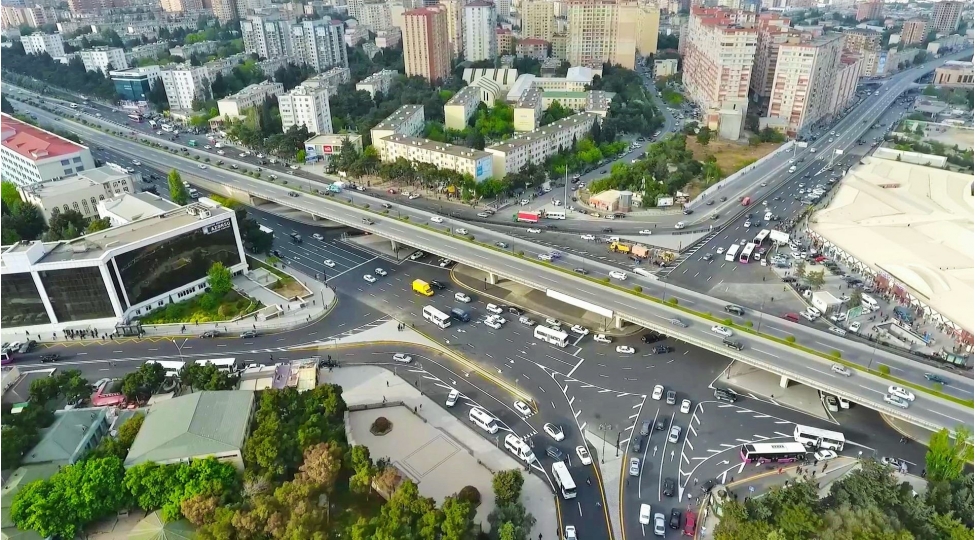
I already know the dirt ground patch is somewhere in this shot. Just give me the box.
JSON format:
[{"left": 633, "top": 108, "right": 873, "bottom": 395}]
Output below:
[
  {"left": 271, "top": 277, "right": 310, "bottom": 300},
  {"left": 683, "top": 138, "right": 782, "bottom": 197}
]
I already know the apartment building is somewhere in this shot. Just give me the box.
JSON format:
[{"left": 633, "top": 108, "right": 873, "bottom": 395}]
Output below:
[
  {"left": 765, "top": 33, "right": 843, "bottom": 135},
  {"left": 566, "top": 0, "right": 618, "bottom": 68},
  {"left": 440, "top": 0, "right": 464, "bottom": 58},
  {"left": 842, "top": 28, "right": 881, "bottom": 55},
  {"left": 1, "top": 114, "right": 96, "bottom": 188},
  {"left": 496, "top": 0, "right": 510, "bottom": 22},
  {"left": 382, "top": 135, "right": 494, "bottom": 180},
  {"left": 750, "top": 13, "right": 792, "bottom": 101},
  {"left": 616, "top": 2, "right": 660, "bottom": 59},
  {"left": 516, "top": 38, "right": 549, "bottom": 60},
  {"left": 900, "top": 18, "right": 927, "bottom": 46},
  {"left": 241, "top": 15, "right": 293, "bottom": 59},
  {"left": 497, "top": 28, "right": 514, "bottom": 55},
  {"left": 278, "top": 84, "right": 333, "bottom": 135},
  {"left": 160, "top": 0, "right": 204, "bottom": 12},
  {"left": 464, "top": 1, "right": 498, "bottom": 62},
  {"left": 22, "top": 33, "right": 65, "bottom": 58},
  {"left": 217, "top": 81, "right": 284, "bottom": 120},
  {"left": 370, "top": 104, "right": 425, "bottom": 158},
  {"left": 828, "top": 54, "right": 862, "bottom": 117},
  {"left": 551, "top": 33, "right": 568, "bottom": 61},
  {"left": 159, "top": 64, "right": 211, "bottom": 111},
  {"left": 359, "top": 0, "right": 393, "bottom": 30},
  {"left": 111, "top": 66, "right": 162, "bottom": 103},
  {"left": 211, "top": 0, "right": 238, "bottom": 21},
  {"left": 18, "top": 165, "right": 137, "bottom": 222},
  {"left": 485, "top": 112, "right": 597, "bottom": 178},
  {"left": 855, "top": 0, "right": 883, "bottom": 22},
  {"left": 1, "top": 5, "right": 56, "bottom": 29},
  {"left": 654, "top": 58, "right": 678, "bottom": 78},
  {"left": 521, "top": 0, "right": 555, "bottom": 42},
  {"left": 126, "top": 42, "right": 169, "bottom": 62},
  {"left": 934, "top": 60, "right": 973, "bottom": 84},
  {"left": 403, "top": 7, "right": 452, "bottom": 83},
  {"left": 291, "top": 19, "right": 348, "bottom": 71},
  {"left": 376, "top": 27, "right": 402, "bottom": 48},
  {"left": 356, "top": 69, "right": 398, "bottom": 97},
  {"left": 80, "top": 47, "right": 128, "bottom": 75},
  {"left": 304, "top": 67, "right": 352, "bottom": 95},
  {"left": 444, "top": 86, "right": 483, "bottom": 130},
  {"left": 932, "top": 1, "right": 962, "bottom": 34},
  {"left": 682, "top": 7, "right": 756, "bottom": 139},
  {"left": 859, "top": 47, "right": 885, "bottom": 77},
  {"left": 513, "top": 87, "right": 544, "bottom": 132},
  {"left": 169, "top": 41, "right": 220, "bottom": 59}
]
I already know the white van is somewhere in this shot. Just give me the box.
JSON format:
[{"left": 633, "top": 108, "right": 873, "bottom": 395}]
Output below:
[
  {"left": 860, "top": 294, "right": 878, "bottom": 309},
  {"left": 764, "top": 211, "right": 772, "bottom": 221},
  {"left": 504, "top": 433, "right": 536, "bottom": 463},
  {"left": 789, "top": 165, "right": 797, "bottom": 173},
  {"left": 469, "top": 408, "right": 499, "bottom": 434},
  {"left": 633, "top": 267, "right": 653, "bottom": 278}
]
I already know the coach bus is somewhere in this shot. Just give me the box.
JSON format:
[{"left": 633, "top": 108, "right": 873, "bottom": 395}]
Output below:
[
  {"left": 422, "top": 306, "right": 452, "bottom": 329},
  {"left": 552, "top": 461, "right": 578, "bottom": 499},
  {"left": 534, "top": 325, "right": 569, "bottom": 347},
  {"left": 740, "top": 442, "right": 808, "bottom": 464},
  {"left": 739, "top": 243, "right": 757, "bottom": 263},
  {"left": 127, "top": 114, "right": 142, "bottom": 123},
  {"left": 753, "top": 229, "right": 770, "bottom": 246},
  {"left": 725, "top": 244, "right": 741, "bottom": 262},
  {"left": 793, "top": 424, "right": 846, "bottom": 451}
]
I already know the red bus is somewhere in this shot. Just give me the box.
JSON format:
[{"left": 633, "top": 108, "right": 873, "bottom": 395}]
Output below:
[
  {"left": 516, "top": 211, "right": 541, "bottom": 223},
  {"left": 741, "top": 197, "right": 751, "bottom": 206}
]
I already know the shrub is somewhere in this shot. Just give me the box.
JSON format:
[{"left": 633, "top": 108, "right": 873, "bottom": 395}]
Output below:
[
  {"left": 467, "top": 235, "right": 475, "bottom": 241},
  {"left": 457, "top": 485, "right": 481, "bottom": 506},
  {"left": 878, "top": 364, "right": 890, "bottom": 375},
  {"left": 722, "top": 318, "right": 733, "bottom": 325},
  {"left": 362, "top": 204, "right": 369, "bottom": 209},
  {"left": 601, "top": 277, "right": 611, "bottom": 283},
  {"left": 382, "top": 209, "right": 389, "bottom": 214},
  {"left": 371, "top": 416, "right": 392, "bottom": 435},
  {"left": 217, "top": 304, "right": 234, "bottom": 318},
  {"left": 633, "top": 285, "right": 643, "bottom": 293},
  {"left": 666, "top": 297, "right": 679, "bottom": 305},
  {"left": 931, "top": 382, "right": 943, "bottom": 393},
  {"left": 516, "top": 250, "right": 524, "bottom": 257},
  {"left": 744, "top": 321, "right": 753, "bottom": 328},
  {"left": 197, "top": 292, "right": 218, "bottom": 311},
  {"left": 785, "top": 335, "right": 796, "bottom": 343},
  {"left": 830, "top": 350, "right": 841, "bottom": 358},
  {"left": 402, "top": 216, "right": 410, "bottom": 221}
]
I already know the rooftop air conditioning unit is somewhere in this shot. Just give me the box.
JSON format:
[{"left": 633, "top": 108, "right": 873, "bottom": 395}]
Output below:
[{"left": 200, "top": 209, "right": 211, "bottom": 218}]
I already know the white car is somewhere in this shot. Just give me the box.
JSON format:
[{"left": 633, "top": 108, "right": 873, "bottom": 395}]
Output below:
[
  {"left": 576, "top": 446, "right": 592, "bottom": 465},
  {"left": 887, "top": 386, "right": 915, "bottom": 402},
  {"left": 256, "top": 153, "right": 264, "bottom": 159},
  {"left": 323, "top": 259, "right": 336, "bottom": 267},
  {"left": 484, "top": 318, "right": 502, "bottom": 330},
  {"left": 744, "top": 221, "right": 751, "bottom": 228},
  {"left": 668, "top": 425, "right": 682, "bottom": 443},
  {"left": 488, "top": 314, "right": 507, "bottom": 325},
  {"left": 363, "top": 274, "right": 377, "bottom": 283},
  {"left": 831, "top": 364, "right": 852, "bottom": 377},
  {"left": 537, "top": 253, "right": 553, "bottom": 261},
  {"left": 710, "top": 325, "right": 733, "bottom": 337},
  {"left": 198, "top": 164, "right": 207, "bottom": 169},
  {"left": 454, "top": 292, "right": 472, "bottom": 303},
  {"left": 629, "top": 457, "right": 641, "bottom": 476},
  {"left": 446, "top": 389, "right": 460, "bottom": 407},
  {"left": 884, "top": 393, "right": 910, "bottom": 409},
  {"left": 409, "top": 193, "right": 421, "bottom": 200},
  {"left": 545, "top": 317, "right": 562, "bottom": 328},
  {"left": 653, "top": 513, "right": 666, "bottom": 537},
  {"left": 289, "top": 164, "right": 299, "bottom": 170},
  {"left": 581, "top": 234, "right": 596, "bottom": 241},
  {"left": 716, "top": 247, "right": 725, "bottom": 255},
  {"left": 430, "top": 216, "right": 444, "bottom": 223},
  {"left": 544, "top": 423, "right": 565, "bottom": 441},
  {"left": 829, "top": 313, "right": 847, "bottom": 323},
  {"left": 616, "top": 345, "right": 635, "bottom": 354},
  {"left": 312, "top": 233, "right": 324, "bottom": 241},
  {"left": 409, "top": 251, "right": 425, "bottom": 260},
  {"left": 639, "top": 229, "right": 653, "bottom": 235},
  {"left": 680, "top": 399, "right": 692, "bottom": 414},
  {"left": 374, "top": 268, "right": 387, "bottom": 277},
  {"left": 217, "top": 150, "right": 225, "bottom": 155},
  {"left": 514, "top": 400, "right": 533, "bottom": 417},
  {"left": 651, "top": 384, "right": 664, "bottom": 400},
  {"left": 814, "top": 449, "right": 838, "bottom": 462},
  {"left": 565, "top": 525, "right": 577, "bottom": 540},
  {"left": 455, "top": 228, "right": 468, "bottom": 235},
  {"left": 392, "top": 353, "right": 412, "bottom": 363},
  {"left": 639, "top": 504, "right": 652, "bottom": 525},
  {"left": 526, "top": 228, "right": 542, "bottom": 233},
  {"left": 570, "top": 325, "right": 589, "bottom": 336},
  {"left": 609, "top": 270, "right": 627, "bottom": 280},
  {"left": 477, "top": 212, "right": 490, "bottom": 217},
  {"left": 486, "top": 303, "right": 503, "bottom": 315},
  {"left": 806, "top": 307, "right": 822, "bottom": 318},
  {"left": 239, "top": 152, "right": 247, "bottom": 157},
  {"left": 593, "top": 334, "right": 612, "bottom": 344},
  {"left": 848, "top": 321, "right": 861, "bottom": 333}
]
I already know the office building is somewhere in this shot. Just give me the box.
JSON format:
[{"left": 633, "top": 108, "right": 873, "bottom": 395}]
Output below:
[
  {"left": 370, "top": 104, "right": 425, "bottom": 158},
  {"left": 681, "top": 7, "right": 756, "bottom": 139},
  {"left": 403, "top": 7, "right": 451, "bottom": 83},
  {"left": 764, "top": 33, "right": 844, "bottom": 135},
  {"left": 440, "top": 0, "right": 464, "bottom": 58},
  {"left": 1, "top": 5, "right": 56, "bottom": 29},
  {"left": 375, "top": 27, "right": 402, "bottom": 48},
  {"left": 900, "top": 18, "right": 928, "bottom": 46},
  {"left": 521, "top": 0, "right": 555, "bottom": 41},
  {"left": 17, "top": 164, "right": 138, "bottom": 222},
  {"left": 97, "top": 193, "right": 180, "bottom": 227},
  {"left": 829, "top": 54, "right": 863, "bottom": 116},
  {"left": 934, "top": 60, "right": 973, "bottom": 84},
  {"left": 304, "top": 133, "right": 363, "bottom": 163},
  {"left": 381, "top": 135, "right": 494, "bottom": 181},
  {"left": 751, "top": 13, "right": 793, "bottom": 100},
  {"left": 932, "top": 1, "right": 962, "bottom": 34},
  {"left": 22, "top": 33, "right": 64, "bottom": 57},
  {"left": 359, "top": 0, "right": 393, "bottom": 30},
  {"left": 278, "top": 83, "right": 333, "bottom": 135},
  {"left": 1, "top": 114, "right": 96, "bottom": 188},
  {"left": 0, "top": 200, "right": 247, "bottom": 332},
  {"left": 513, "top": 87, "right": 543, "bottom": 131},
  {"left": 80, "top": 47, "right": 128, "bottom": 75},
  {"left": 217, "top": 81, "right": 284, "bottom": 121},
  {"left": 463, "top": 1, "right": 498, "bottom": 62},
  {"left": 291, "top": 19, "right": 348, "bottom": 71},
  {"left": 842, "top": 29, "right": 882, "bottom": 54},
  {"left": 485, "top": 112, "right": 597, "bottom": 178},
  {"left": 111, "top": 66, "right": 162, "bottom": 103},
  {"left": 241, "top": 15, "right": 293, "bottom": 60},
  {"left": 855, "top": 0, "right": 883, "bottom": 22},
  {"left": 356, "top": 69, "right": 398, "bottom": 98},
  {"left": 159, "top": 64, "right": 211, "bottom": 112},
  {"left": 516, "top": 38, "right": 549, "bottom": 60}
]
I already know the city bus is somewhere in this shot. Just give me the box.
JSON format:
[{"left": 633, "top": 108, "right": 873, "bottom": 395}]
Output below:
[
  {"left": 552, "top": 461, "right": 578, "bottom": 499},
  {"left": 533, "top": 325, "right": 569, "bottom": 347},
  {"left": 194, "top": 358, "right": 241, "bottom": 373},
  {"left": 753, "top": 229, "right": 770, "bottom": 246},
  {"left": 422, "top": 306, "right": 452, "bottom": 329},
  {"left": 127, "top": 114, "right": 142, "bottom": 123},
  {"left": 793, "top": 424, "right": 846, "bottom": 451},
  {"left": 145, "top": 360, "right": 185, "bottom": 378},
  {"left": 724, "top": 244, "right": 741, "bottom": 262},
  {"left": 739, "top": 243, "right": 756, "bottom": 263},
  {"left": 161, "top": 123, "right": 174, "bottom": 132},
  {"left": 545, "top": 210, "right": 566, "bottom": 219},
  {"left": 740, "top": 442, "right": 808, "bottom": 464}
]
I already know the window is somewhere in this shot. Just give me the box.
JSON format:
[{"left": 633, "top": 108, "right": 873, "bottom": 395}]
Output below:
[
  {"left": 39, "top": 266, "right": 115, "bottom": 322},
  {"left": 0, "top": 273, "right": 51, "bottom": 327},
  {"left": 73, "top": 156, "right": 82, "bottom": 163},
  {"left": 61, "top": 159, "right": 70, "bottom": 165}
]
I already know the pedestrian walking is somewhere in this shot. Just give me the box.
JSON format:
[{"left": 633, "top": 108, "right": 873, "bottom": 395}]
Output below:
[
  {"left": 587, "top": 477, "right": 592, "bottom": 485},
  {"left": 386, "top": 381, "right": 389, "bottom": 387}
]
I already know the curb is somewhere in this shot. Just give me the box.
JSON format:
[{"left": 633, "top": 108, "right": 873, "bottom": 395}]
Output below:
[{"left": 879, "top": 412, "right": 930, "bottom": 447}]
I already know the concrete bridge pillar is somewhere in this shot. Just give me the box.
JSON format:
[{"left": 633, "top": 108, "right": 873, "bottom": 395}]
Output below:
[
  {"left": 390, "top": 240, "right": 399, "bottom": 252},
  {"left": 779, "top": 375, "right": 791, "bottom": 389},
  {"left": 486, "top": 272, "right": 499, "bottom": 285},
  {"left": 613, "top": 315, "right": 623, "bottom": 330}
]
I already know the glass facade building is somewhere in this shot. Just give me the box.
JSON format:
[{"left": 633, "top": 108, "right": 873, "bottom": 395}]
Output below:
[
  {"left": 113, "top": 75, "right": 153, "bottom": 102},
  {"left": 0, "top": 273, "right": 51, "bottom": 328},
  {"left": 38, "top": 267, "right": 116, "bottom": 323}
]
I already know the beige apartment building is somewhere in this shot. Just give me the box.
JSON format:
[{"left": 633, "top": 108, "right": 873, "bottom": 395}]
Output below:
[
  {"left": 403, "top": 7, "right": 452, "bottom": 83},
  {"left": 932, "top": 1, "right": 962, "bottom": 34},
  {"left": 900, "top": 18, "right": 927, "bottom": 46},
  {"left": 829, "top": 54, "right": 862, "bottom": 117},
  {"left": 370, "top": 104, "right": 426, "bottom": 158},
  {"left": 855, "top": 0, "right": 883, "bottom": 22},
  {"left": 750, "top": 12, "right": 793, "bottom": 100},
  {"left": 682, "top": 7, "right": 757, "bottom": 140},
  {"left": 842, "top": 29, "right": 881, "bottom": 55},
  {"left": 522, "top": 0, "right": 555, "bottom": 42},
  {"left": 440, "top": 0, "right": 464, "bottom": 59},
  {"left": 486, "top": 113, "right": 597, "bottom": 178},
  {"left": 765, "top": 33, "right": 843, "bottom": 135},
  {"left": 565, "top": 0, "right": 657, "bottom": 70},
  {"left": 934, "top": 60, "right": 974, "bottom": 85},
  {"left": 513, "top": 87, "right": 544, "bottom": 132},
  {"left": 382, "top": 135, "right": 494, "bottom": 181}
]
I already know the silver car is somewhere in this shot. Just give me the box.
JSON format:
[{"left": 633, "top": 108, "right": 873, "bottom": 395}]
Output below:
[
  {"left": 668, "top": 425, "right": 682, "bottom": 443},
  {"left": 628, "top": 457, "right": 640, "bottom": 476}
]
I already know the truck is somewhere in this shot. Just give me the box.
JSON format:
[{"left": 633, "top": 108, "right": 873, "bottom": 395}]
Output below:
[
  {"left": 516, "top": 211, "right": 541, "bottom": 223},
  {"left": 741, "top": 197, "right": 751, "bottom": 206},
  {"left": 258, "top": 225, "right": 274, "bottom": 237},
  {"left": 412, "top": 279, "right": 434, "bottom": 297},
  {"left": 328, "top": 183, "right": 343, "bottom": 193},
  {"left": 631, "top": 245, "right": 650, "bottom": 259},
  {"left": 609, "top": 241, "right": 632, "bottom": 254}
]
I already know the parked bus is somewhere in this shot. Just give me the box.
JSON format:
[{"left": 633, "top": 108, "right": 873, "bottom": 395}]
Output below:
[
  {"left": 739, "top": 243, "right": 756, "bottom": 263},
  {"left": 551, "top": 462, "right": 577, "bottom": 499},
  {"left": 468, "top": 407, "right": 499, "bottom": 433},
  {"left": 194, "top": 358, "right": 241, "bottom": 373},
  {"left": 145, "top": 360, "right": 185, "bottom": 378},
  {"left": 422, "top": 306, "right": 452, "bottom": 329},
  {"left": 793, "top": 424, "right": 846, "bottom": 451},
  {"left": 724, "top": 244, "right": 741, "bottom": 262},
  {"left": 161, "top": 123, "right": 174, "bottom": 132},
  {"left": 127, "top": 114, "right": 142, "bottom": 123},
  {"left": 534, "top": 325, "right": 569, "bottom": 347},
  {"left": 753, "top": 229, "right": 770, "bottom": 246},
  {"left": 545, "top": 210, "right": 566, "bottom": 219},
  {"left": 740, "top": 442, "right": 808, "bottom": 464}
]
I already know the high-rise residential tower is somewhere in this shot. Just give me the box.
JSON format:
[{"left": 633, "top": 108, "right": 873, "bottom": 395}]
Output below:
[
  {"left": 403, "top": 6, "right": 452, "bottom": 83},
  {"left": 463, "top": 1, "right": 498, "bottom": 62}
]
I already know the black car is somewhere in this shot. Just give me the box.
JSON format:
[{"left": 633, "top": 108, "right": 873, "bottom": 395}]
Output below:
[
  {"left": 651, "top": 345, "right": 674, "bottom": 354},
  {"left": 682, "top": 209, "right": 693, "bottom": 215},
  {"left": 429, "top": 280, "right": 446, "bottom": 290},
  {"left": 713, "top": 388, "right": 738, "bottom": 403},
  {"left": 701, "top": 479, "right": 716, "bottom": 493},
  {"left": 546, "top": 446, "right": 566, "bottom": 462},
  {"left": 642, "top": 332, "right": 664, "bottom": 344},
  {"left": 200, "top": 330, "right": 220, "bottom": 338},
  {"left": 507, "top": 306, "right": 524, "bottom": 316},
  {"left": 655, "top": 417, "right": 667, "bottom": 431},
  {"left": 719, "top": 196, "right": 727, "bottom": 202},
  {"left": 40, "top": 353, "right": 60, "bottom": 363},
  {"left": 495, "top": 242, "right": 509, "bottom": 248},
  {"left": 782, "top": 276, "right": 798, "bottom": 283},
  {"left": 271, "top": 249, "right": 282, "bottom": 257},
  {"left": 239, "top": 330, "right": 259, "bottom": 338},
  {"left": 663, "top": 478, "right": 676, "bottom": 497},
  {"left": 602, "top": 227, "right": 613, "bottom": 233},
  {"left": 18, "top": 340, "right": 37, "bottom": 353},
  {"left": 631, "top": 435, "right": 643, "bottom": 453},
  {"left": 924, "top": 373, "right": 948, "bottom": 385},
  {"left": 722, "top": 339, "right": 744, "bottom": 351},
  {"left": 669, "top": 509, "right": 682, "bottom": 529}
]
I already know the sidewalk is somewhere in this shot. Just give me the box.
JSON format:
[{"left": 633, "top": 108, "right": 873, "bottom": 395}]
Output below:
[
  {"left": 586, "top": 430, "right": 624, "bottom": 540},
  {"left": 325, "top": 364, "right": 558, "bottom": 540}
]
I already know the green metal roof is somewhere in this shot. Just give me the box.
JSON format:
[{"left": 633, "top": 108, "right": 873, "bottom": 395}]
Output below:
[{"left": 22, "top": 408, "right": 107, "bottom": 466}]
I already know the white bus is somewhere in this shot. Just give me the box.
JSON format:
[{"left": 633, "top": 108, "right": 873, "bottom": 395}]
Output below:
[
  {"left": 533, "top": 325, "right": 569, "bottom": 347},
  {"left": 161, "top": 123, "right": 174, "bottom": 132},
  {"left": 504, "top": 433, "right": 536, "bottom": 463},
  {"left": 725, "top": 244, "right": 741, "bottom": 262},
  {"left": 739, "top": 243, "right": 756, "bottom": 263},
  {"left": 194, "top": 358, "right": 241, "bottom": 373},
  {"left": 753, "top": 229, "right": 770, "bottom": 246},
  {"left": 551, "top": 461, "right": 577, "bottom": 499},
  {"left": 145, "top": 360, "right": 185, "bottom": 378},
  {"left": 545, "top": 210, "right": 566, "bottom": 219},
  {"left": 793, "top": 424, "right": 845, "bottom": 451},
  {"left": 422, "top": 306, "right": 452, "bottom": 329},
  {"left": 468, "top": 407, "right": 499, "bottom": 434}
]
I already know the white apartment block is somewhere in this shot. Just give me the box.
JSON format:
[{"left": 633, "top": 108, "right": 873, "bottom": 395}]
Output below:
[
  {"left": 18, "top": 164, "right": 137, "bottom": 222},
  {"left": 301, "top": 67, "right": 352, "bottom": 97},
  {"left": 370, "top": 104, "right": 425, "bottom": 159},
  {"left": 495, "top": 0, "right": 511, "bottom": 21},
  {"left": 217, "top": 81, "right": 284, "bottom": 120},
  {"left": 376, "top": 27, "right": 402, "bottom": 48},
  {"left": 829, "top": 54, "right": 862, "bottom": 117},
  {"left": 80, "top": 47, "right": 128, "bottom": 75},
  {"left": 440, "top": 0, "right": 464, "bottom": 58},
  {"left": 345, "top": 25, "right": 370, "bottom": 47},
  {"left": 765, "top": 34, "right": 843, "bottom": 135},
  {"left": 22, "top": 33, "right": 65, "bottom": 57},
  {"left": 278, "top": 84, "right": 333, "bottom": 135},
  {"left": 126, "top": 42, "right": 169, "bottom": 62},
  {"left": 360, "top": 0, "right": 393, "bottom": 30},
  {"left": 463, "top": 1, "right": 498, "bottom": 62},
  {"left": 444, "top": 86, "right": 483, "bottom": 130},
  {"left": 356, "top": 69, "right": 398, "bottom": 98},
  {"left": 241, "top": 15, "right": 293, "bottom": 59},
  {"left": 513, "top": 87, "right": 543, "bottom": 132},
  {"left": 159, "top": 64, "right": 211, "bottom": 111},
  {"left": 291, "top": 19, "right": 348, "bottom": 71},
  {"left": 381, "top": 135, "right": 494, "bottom": 181},
  {"left": 1, "top": 114, "right": 96, "bottom": 188},
  {"left": 485, "top": 112, "right": 597, "bottom": 178}
]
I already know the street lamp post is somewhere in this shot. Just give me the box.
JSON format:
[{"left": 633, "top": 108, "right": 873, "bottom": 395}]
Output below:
[{"left": 172, "top": 338, "right": 187, "bottom": 362}]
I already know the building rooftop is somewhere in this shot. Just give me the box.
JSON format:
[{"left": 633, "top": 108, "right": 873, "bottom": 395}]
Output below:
[
  {"left": 1, "top": 114, "right": 87, "bottom": 162},
  {"left": 516, "top": 87, "right": 543, "bottom": 108},
  {"left": 22, "top": 408, "right": 107, "bottom": 466},
  {"left": 372, "top": 104, "right": 424, "bottom": 131},
  {"left": 384, "top": 134, "right": 492, "bottom": 160},
  {"left": 18, "top": 164, "right": 134, "bottom": 198},
  {"left": 219, "top": 80, "right": 283, "bottom": 102},
  {"left": 487, "top": 112, "right": 597, "bottom": 153},
  {"left": 124, "top": 390, "right": 255, "bottom": 468},
  {"left": 98, "top": 192, "right": 181, "bottom": 223},
  {"left": 941, "top": 60, "right": 973, "bottom": 69},
  {"left": 446, "top": 85, "right": 481, "bottom": 105},
  {"left": 359, "top": 69, "right": 398, "bottom": 84},
  {"left": 519, "top": 38, "right": 549, "bottom": 46}
]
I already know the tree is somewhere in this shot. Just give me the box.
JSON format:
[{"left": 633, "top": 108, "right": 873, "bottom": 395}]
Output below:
[
  {"left": 90, "top": 413, "right": 145, "bottom": 460},
  {"left": 207, "top": 262, "right": 232, "bottom": 297},
  {"left": 796, "top": 261, "right": 807, "bottom": 280},
  {"left": 296, "top": 149, "right": 306, "bottom": 163},
  {"left": 492, "top": 470, "right": 524, "bottom": 506},
  {"left": 0, "top": 94, "right": 14, "bottom": 114},
  {"left": 441, "top": 496, "right": 475, "bottom": 540},
  {"left": 168, "top": 169, "right": 188, "bottom": 205},
  {"left": 2, "top": 201, "right": 47, "bottom": 241},
  {"left": 43, "top": 209, "right": 87, "bottom": 241},
  {"left": 85, "top": 217, "right": 111, "bottom": 234},
  {"left": 1, "top": 180, "right": 21, "bottom": 207},
  {"left": 696, "top": 126, "right": 713, "bottom": 146},
  {"left": 926, "top": 427, "right": 973, "bottom": 483},
  {"left": 806, "top": 270, "right": 826, "bottom": 289},
  {"left": 298, "top": 441, "right": 343, "bottom": 492},
  {"left": 488, "top": 502, "right": 535, "bottom": 540},
  {"left": 349, "top": 444, "right": 376, "bottom": 496},
  {"left": 120, "top": 361, "right": 166, "bottom": 402}
]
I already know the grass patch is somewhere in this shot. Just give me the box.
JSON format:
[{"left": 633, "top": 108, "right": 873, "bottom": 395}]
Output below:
[{"left": 140, "top": 290, "right": 261, "bottom": 324}]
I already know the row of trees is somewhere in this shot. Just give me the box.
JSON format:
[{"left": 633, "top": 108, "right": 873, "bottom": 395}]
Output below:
[
  {"left": 587, "top": 134, "right": 704, "bottom": 206},
  {"left": 590, "top": 64, "right": 664, "bottom": 137},
  {"left": 3, "top": 44, "right": 117, "bottom": 101},
  {"left": 1, "top": 180, "right": 111, "bottom": 244}
]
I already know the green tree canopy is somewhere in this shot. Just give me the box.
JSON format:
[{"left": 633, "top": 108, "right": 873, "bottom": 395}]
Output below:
[
  {"left": 168, "top": 169, "right": 188, "bottom": 205},
  {"left": 926, "top": 427, "right": 973, "bottom": 483}
]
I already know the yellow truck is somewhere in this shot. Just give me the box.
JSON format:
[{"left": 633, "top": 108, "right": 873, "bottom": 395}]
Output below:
[
  {"left": 610, "top": 241, "right": 632, "bottom": 254},
  {"left": 412, "top": 279, "right": 434, "bottom": 297}
]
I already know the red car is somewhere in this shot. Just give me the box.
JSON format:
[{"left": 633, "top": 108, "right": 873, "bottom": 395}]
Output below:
[
  {"left": 683, "top": 511, "right": 697, "bottom": 536},
  {"left": 387, "top": 188, "right": 397, "bottom": 194},
  {"left": 783, "top": 313, "right": 800, "bottom": 323},
  {"left": 813, "top": 255, "right": 828, "bottom": 263}
]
